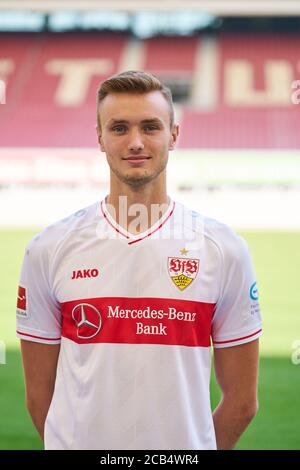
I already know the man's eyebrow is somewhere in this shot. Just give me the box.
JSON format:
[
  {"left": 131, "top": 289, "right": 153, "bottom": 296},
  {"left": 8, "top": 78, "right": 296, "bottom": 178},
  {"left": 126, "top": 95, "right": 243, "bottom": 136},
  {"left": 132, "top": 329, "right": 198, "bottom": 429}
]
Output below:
[
  {"left": 107, "top": 119, "right": 129, "bottom": 125},
  {"left": 140, "top": 118, "right": 163, "bottom": 125},
  {"left": 107, "top": 118, "right": 164, "bottom": 126}
]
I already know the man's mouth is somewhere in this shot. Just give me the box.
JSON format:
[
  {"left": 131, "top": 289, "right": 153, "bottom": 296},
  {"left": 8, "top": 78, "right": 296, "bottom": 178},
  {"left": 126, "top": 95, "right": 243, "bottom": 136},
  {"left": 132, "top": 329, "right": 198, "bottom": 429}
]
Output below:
[{"left": 122, "top": 156, "right": 151, "bottom": 164}]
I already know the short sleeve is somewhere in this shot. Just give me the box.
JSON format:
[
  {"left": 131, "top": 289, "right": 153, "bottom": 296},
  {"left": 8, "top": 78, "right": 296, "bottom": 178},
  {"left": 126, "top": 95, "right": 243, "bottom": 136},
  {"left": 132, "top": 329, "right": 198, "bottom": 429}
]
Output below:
[
  {"left": 16, "top": 234, "right": 62, "bottom": 344},
  {"left": 211, "top": 230, "right": 262, "bottom": 349}
]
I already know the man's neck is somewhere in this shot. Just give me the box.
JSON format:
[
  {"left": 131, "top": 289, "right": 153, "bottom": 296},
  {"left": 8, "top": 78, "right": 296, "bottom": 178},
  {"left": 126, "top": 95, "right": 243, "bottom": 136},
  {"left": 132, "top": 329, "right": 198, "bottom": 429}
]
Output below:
[{"left": 106, "top": 184, "right": 169, "bottom": 235}]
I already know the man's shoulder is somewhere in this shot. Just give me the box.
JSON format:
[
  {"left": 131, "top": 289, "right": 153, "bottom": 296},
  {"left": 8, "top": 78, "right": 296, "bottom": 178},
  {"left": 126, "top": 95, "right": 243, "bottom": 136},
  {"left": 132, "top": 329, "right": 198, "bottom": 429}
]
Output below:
[
  {"left": 25, "top": 201, "right": 99, "bottom": 258},
  {"left": 176, "top": 200, "right": 249, "bottom": 259},
  {"left": 203, "top": 214, "right": 250, "bottom": 265}
]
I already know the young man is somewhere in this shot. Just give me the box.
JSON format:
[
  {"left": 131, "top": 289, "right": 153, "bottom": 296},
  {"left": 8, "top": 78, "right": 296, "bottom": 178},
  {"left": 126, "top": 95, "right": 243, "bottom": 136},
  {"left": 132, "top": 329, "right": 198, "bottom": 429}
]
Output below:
[{"left": 16, "top": 71, "right": 262, "bottom": 450}]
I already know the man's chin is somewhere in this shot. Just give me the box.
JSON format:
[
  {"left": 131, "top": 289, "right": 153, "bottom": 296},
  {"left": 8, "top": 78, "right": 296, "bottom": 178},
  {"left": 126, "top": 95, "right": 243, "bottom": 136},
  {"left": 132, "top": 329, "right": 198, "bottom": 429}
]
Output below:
[
  {"left": 121, "top": 174, "right": 154, "bottom": 188},
  {"left": 111, "top": 163, "right": 167, "bottom": 188}
]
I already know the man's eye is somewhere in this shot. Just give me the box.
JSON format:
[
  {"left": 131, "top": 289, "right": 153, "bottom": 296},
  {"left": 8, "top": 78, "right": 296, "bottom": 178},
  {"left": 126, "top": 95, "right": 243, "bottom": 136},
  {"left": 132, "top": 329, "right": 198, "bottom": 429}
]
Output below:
[
  {"left": 144, "top": 125, "right": 158, "bottom": 132},
  {"left": 113, "top": 126, "right": 126, "bottom": 133}
]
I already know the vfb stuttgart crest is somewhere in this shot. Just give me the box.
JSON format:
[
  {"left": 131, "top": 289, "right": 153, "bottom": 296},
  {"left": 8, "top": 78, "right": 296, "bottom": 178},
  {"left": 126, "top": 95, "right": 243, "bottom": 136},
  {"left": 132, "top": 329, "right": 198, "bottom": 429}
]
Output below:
[{"left": 168, "top": 257, "right": 199, "bottom": 291}]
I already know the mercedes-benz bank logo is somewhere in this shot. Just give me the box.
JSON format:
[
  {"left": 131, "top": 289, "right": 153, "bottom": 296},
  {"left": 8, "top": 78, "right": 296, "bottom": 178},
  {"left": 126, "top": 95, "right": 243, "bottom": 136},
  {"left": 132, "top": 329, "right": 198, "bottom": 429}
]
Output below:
[{"left": 72, "top": 303, "right": 102, "bottom": 339}]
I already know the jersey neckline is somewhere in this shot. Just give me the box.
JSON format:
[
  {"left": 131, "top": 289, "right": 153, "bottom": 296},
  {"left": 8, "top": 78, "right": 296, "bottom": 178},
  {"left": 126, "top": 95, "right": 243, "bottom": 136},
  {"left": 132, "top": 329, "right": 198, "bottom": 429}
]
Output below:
[{"left": 100, "top": 196, "right": 175, "bottom": 245}]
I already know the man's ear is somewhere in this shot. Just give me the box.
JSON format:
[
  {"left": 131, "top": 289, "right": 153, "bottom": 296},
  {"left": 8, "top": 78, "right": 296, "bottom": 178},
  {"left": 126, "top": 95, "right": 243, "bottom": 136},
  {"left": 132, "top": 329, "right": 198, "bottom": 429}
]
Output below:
[
  {"left": 169, "top": 124, "right": 179, "bottom": 151},
  {"left": 96, "top": 126, "right": 105, "bottom": 152}
]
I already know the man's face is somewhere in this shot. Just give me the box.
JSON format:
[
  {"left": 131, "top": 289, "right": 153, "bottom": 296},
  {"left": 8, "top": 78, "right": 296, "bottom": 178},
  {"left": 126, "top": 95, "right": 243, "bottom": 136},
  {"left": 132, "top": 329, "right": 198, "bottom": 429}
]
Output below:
[{"left": 97, "top": 91, "right": 179, "bottom": 188}]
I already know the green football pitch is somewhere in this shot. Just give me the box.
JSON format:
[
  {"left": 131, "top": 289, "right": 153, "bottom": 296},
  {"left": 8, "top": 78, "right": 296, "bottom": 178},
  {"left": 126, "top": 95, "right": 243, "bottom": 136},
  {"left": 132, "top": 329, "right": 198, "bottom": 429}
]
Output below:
[{"left": 0, "top": 229, "right": 299, "bottom": 450}]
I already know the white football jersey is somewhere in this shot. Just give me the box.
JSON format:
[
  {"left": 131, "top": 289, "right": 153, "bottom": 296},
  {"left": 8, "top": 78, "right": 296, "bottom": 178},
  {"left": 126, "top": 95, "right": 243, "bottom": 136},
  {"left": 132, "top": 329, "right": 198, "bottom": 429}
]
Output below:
[{"left": 16, "top": 196, "right": 262, "bottom": 450}]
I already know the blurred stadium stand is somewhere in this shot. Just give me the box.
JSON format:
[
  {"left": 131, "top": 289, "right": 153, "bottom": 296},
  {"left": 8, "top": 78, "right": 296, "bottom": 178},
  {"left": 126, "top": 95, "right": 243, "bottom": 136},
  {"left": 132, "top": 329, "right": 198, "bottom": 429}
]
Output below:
[
  {"left": 0, "top": 5, "right": 299, "bottom": 230},
  {"left": 0, "top": 31, "right": 299, "bottom": 149}
]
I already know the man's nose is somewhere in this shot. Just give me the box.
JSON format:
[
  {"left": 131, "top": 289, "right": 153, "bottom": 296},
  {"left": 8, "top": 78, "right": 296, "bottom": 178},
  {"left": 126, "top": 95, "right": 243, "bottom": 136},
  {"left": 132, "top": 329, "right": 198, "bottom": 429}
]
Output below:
[{"left": 127, "top": 129, "right": 144, "bottom": 152}]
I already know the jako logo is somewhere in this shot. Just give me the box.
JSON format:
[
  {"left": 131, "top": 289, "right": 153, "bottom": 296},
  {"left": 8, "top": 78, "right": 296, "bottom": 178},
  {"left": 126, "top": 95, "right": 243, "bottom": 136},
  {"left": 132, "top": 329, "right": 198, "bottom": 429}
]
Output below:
[{"left": 71, "top": 269, "right": 100, "bottom": 279}]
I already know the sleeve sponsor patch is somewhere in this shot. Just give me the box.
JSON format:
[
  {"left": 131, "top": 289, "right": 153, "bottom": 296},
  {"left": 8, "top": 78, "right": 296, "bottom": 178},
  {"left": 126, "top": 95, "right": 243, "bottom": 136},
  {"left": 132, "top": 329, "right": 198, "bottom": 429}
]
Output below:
[{"left": 16, "top": 285, "right": 29, "bottom": 318}]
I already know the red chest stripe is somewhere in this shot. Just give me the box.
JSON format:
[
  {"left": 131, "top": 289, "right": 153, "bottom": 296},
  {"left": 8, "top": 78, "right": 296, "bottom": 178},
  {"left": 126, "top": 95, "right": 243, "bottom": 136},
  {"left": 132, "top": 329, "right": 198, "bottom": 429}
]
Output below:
[{"left": 60, "top": 297, "right": 215, "bottom": 347}]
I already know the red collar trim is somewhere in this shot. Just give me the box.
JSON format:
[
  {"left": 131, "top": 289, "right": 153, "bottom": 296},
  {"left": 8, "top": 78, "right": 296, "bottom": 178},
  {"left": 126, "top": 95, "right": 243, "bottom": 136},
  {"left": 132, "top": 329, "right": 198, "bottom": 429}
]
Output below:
[{"left": 100, "top": 199, "right": 175, "bottom": 245}]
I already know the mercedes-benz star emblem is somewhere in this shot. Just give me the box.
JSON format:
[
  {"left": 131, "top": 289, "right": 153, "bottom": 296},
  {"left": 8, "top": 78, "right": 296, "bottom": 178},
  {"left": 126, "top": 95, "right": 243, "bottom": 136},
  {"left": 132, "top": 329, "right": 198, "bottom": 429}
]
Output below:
[{"left": 72, "top": 303, "right": 102, "bottom": 339}]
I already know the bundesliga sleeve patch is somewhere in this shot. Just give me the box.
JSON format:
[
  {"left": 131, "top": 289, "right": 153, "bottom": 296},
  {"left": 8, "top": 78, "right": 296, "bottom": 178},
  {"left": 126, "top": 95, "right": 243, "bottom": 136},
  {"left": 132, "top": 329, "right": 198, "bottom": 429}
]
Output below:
[{"left": 16, "top": 285, "right": 29, "bottom": 318}]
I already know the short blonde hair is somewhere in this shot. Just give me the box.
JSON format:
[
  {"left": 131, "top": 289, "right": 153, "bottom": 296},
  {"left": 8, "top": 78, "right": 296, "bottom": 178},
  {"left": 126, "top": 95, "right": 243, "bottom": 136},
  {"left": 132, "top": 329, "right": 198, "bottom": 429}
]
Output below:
[{"left": 96, "top": 70, "right": 174, "bottom": 129}]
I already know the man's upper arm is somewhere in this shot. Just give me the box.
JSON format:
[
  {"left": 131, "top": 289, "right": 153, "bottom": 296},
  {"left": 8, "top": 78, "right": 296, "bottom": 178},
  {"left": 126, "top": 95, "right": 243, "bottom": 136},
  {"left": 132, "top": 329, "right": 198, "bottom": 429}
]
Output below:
[
  {"left": 21, "top": 340, "right": 60, "bottom": 402},
  {"left": 213, "top": 339, "right": 260, "bottom": 405},
  {"left": 16, "top": 233, "right": 62, "bottom": 344},
  {"left": 211, "top": 227, "right": 262, "bottom": 348}
]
